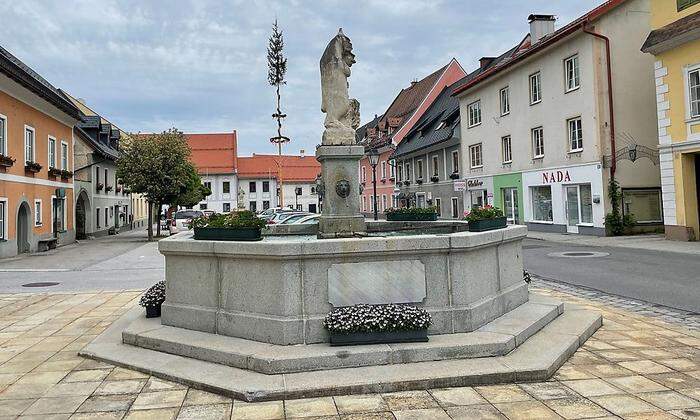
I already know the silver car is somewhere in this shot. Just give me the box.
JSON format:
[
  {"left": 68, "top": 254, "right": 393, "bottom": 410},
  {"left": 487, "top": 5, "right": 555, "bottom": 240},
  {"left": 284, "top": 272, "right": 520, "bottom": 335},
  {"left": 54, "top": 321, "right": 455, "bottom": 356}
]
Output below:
[{"left": 169, "top": 210, "right": 203, "bottom": 234}]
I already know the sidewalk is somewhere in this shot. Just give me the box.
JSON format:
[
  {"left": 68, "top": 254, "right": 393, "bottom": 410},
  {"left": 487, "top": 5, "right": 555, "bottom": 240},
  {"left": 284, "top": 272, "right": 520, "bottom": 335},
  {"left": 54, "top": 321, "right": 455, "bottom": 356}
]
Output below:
[{"left": 528, "top": 231, "right": 700, "bottom": 255}]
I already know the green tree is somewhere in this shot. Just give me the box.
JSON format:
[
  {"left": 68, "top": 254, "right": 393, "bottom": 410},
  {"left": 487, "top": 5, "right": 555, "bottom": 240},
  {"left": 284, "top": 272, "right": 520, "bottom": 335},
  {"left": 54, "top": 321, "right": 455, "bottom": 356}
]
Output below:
[
  {"left": 167, "top": 164, "right": 210, "bottom": 209},
  {"left": 117, "top": 128, "right": 193, "bottom": 241}
]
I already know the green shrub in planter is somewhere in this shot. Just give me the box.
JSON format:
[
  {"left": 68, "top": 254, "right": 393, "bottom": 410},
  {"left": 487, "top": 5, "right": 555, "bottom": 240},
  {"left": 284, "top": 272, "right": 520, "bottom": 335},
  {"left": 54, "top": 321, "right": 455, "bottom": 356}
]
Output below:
[
  {"left": 140, "top": 281, "right": 165, "bottom": 318},
  {"left": 463, "top": 205, "right": 507, "bottom": 232},
  {"left": 191, "top": 210, "right": 267, "bottom": 241},
  {"left": 324, "top": 303, "right": 431, "bottom": 345},
  {"left": 385, "top": 206, "right": 438, "bottom": 221}
]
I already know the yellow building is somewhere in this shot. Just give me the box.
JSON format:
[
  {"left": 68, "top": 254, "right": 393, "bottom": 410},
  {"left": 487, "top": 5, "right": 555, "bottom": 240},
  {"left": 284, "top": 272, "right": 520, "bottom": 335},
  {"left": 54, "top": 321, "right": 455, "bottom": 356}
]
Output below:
[{"left": 642, "top": 0, "right": 700, "bottom": 240}]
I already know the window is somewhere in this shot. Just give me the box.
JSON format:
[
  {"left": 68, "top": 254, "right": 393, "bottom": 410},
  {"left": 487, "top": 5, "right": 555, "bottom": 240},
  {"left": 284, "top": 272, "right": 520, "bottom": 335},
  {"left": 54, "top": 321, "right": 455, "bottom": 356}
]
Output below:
[
  {"left": 0, "top": 200, "right": 5, "bottom": 240},
  {"left": 389, "top": 160, "right": 396, "bottom": 178},
  {"left": 370, "top": 196, "right": 374, "bottom": 212},
  {"left": 96, "top": 208, "right": 101, "bottom": 228},
  {"left": 451, "top": 197, "right": 459, "bottom": 219},
  {"left": 532, "top": 127, "right": 544, "bottom": 158},
  {"left": 48, "top": 137, "right": 56, "bottom": 168},
  {"left": 0, "top": 115, "right": 6, "bottom": 155},
  {"left": 61, "top": 142, "right": 68, "bottom": 170},
  {"left": 382, "top": 194, "right": 387, "bottom": 211},
  {"left": 96, "top": 166, "right": 100, "bottom": 186},
  {"left": 200, "top": 203, "right": 208, "bottom": 210},
  {"left": 361, "top": 166, "right": 366, "bottom": 183},
  {"left": 223, "top": 202, "right": 231, "bottom": 212},
  {"left": 452, "top": 151, "right": 459, "bottom": 173},
  {"left": 431, "top": 155, "right": 439, "bottom": 177},
  {"left": 263, "top": 200, "right": 270, "bottom": 210},
  {"left": 249, "top": 181, "right": 256, "bottom": 193},
  {"left": 435, "top": 198, "right": 441, "bottom": 216},
  {"left": 104, "top": 169, "right": 108, "bottom": 189},
  {"left": 362, "top": 196, "right": 366, "bottom": 212},
  {"left": 223, "top": 181, "right": 231, "bottom": 194},
  {"left": 296, "top": 204, "right": 302, "bottom": 211},
  {"left": 381, "top": 161, "right": 386, "bottom": 179},
  {"left": 502, "top": 136, "right": 512, "bottom": 163},
  {"left": 467, "top": 100, "right": 481, "bottom": 127},
  {"left": 568, "top": 117, "right": 583, "bottom": 151},
  {"left": 677, "top": 0, "right": 699, "bottom": 12},
  {"left": 397, "top": 164, "right": 403, "bottom": 182},
  {"left": 416, "top": 159, "right": 423, "bottom": 179},
  {"left": 34, "top": 200, "right": 42, "bottom": 226},
  {"left": 531, "top": 186, "right": 553, "bottom": 221},
  {"left": 262, "top": 181, "right": 270, "bottom": 193},
  {"left": 203, "top": 182, "right": 212, "bottom": 196},
  {"left": 580, "top": 184, "right": 593, "bottom": 224},
  {"left": 53, "top": 197, "right": 66, "bottom": 232},
  {"left": 469, "top": 144, "right": 482, "bottom": 168},
  {"left": 529, "top": 72, "right": 542, "bottom": 104},
  {"left": 565, "top": 55, "right": 580, "bottom": 91},
  {"left": 311, "top": 186, "right": 316, "bottom": 194},
  {"left": 500, "top": 86, "right": 510, "bottom": 116},
  {"left": 105, "top": 207, "right": 108, "bottom": 227},
  {"left": 404, "top": 162, "right": 411, "bottom": 181},
  {"left": 623, "top": 189, "right": 662, "bottom": 223},
  {"left": 690, "top": 68, "right": 700, "bottom": 118},
  {"left": 249, "top": 201, "right": 257, "bottom": 212},
  {"left": 25, "top": 126, "right": 35, "bottom": 163}
]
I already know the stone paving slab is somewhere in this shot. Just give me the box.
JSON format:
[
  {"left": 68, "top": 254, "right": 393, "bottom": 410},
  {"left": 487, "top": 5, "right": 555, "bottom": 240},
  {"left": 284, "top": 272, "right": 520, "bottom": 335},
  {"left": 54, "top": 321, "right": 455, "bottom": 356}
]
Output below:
[{"left": 0, "top": 286, "right": 698, "bottom": 419}]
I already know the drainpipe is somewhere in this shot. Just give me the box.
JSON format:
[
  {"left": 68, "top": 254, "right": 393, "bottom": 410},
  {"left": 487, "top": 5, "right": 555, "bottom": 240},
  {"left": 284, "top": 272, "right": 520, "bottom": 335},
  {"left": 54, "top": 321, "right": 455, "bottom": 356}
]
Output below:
[{"left": 583, "top": 25, "right": 616, "bottom": 177}]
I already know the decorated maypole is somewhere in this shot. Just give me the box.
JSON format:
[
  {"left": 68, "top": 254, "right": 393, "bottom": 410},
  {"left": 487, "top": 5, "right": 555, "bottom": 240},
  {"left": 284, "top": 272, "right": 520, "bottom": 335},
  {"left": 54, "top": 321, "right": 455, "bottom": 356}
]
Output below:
[{"left": 267, "top": 19, "right": 289, "bottom": 207}]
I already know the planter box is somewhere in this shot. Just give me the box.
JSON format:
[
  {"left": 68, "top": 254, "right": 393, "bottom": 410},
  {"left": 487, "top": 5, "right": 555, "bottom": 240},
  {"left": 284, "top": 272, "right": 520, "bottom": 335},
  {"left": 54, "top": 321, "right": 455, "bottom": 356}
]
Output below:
[
  {"left": 0, "top": 155, "right": 15, "bottom": 167},
  {"left": 468, "top": 216, "right": 507, "bottom": 232},
  {"left": 386, "top": 212, "right": 438, "bottom": 221},
  {"left": 329, "top": 329, "right": 428, "bottom": 346},
  {"left": 193, "top": 227, "right": 262, "bottom": 241},
  {"left": 145, "top": 305, "right": 161, "bottom": 318},
  {"left": 48, "top": 167, "right": 62, "bottom": 177}
]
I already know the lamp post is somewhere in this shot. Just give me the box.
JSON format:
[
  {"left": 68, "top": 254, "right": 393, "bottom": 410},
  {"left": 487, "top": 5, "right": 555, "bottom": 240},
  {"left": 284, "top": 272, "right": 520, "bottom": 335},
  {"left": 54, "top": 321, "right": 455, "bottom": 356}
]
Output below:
[{"left": 368, "top": 149, "right": 380, "bottom": 221}]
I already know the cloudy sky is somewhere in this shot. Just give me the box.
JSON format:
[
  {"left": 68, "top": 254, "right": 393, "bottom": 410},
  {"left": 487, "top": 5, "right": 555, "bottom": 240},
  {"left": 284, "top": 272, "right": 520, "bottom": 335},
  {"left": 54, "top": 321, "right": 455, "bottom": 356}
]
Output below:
[{"left": 1, "top": 0, "right": 602, "bottom": 156}]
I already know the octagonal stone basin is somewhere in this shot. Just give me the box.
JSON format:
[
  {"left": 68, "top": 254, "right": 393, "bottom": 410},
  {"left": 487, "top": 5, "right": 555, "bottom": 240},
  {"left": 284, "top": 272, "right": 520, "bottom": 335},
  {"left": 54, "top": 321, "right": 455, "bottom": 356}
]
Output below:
[{"left": 158, "top": 225, "right": 528, "bottom": 345}]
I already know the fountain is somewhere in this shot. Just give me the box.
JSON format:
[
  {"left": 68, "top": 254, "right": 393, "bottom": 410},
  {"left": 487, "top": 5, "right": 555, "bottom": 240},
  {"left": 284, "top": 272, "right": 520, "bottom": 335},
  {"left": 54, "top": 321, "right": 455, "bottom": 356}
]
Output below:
[{"left": 81, "top": 30, "right": 601, "bottom": 401}]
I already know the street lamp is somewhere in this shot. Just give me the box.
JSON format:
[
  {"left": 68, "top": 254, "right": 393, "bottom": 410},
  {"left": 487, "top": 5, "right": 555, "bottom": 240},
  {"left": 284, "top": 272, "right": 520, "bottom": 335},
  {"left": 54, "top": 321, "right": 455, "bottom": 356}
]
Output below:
[{"left": 368, "top": 149, "right": 380, "bottom": 221}]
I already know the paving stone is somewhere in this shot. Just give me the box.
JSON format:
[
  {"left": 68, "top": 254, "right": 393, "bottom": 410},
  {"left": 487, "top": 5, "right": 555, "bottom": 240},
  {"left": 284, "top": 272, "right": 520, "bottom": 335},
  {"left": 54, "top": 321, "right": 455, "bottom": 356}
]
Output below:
[
  {"left": 543, "top": 396, "right": 611, "bottom": 419},
  {"left": 605, "top": 375, "right": 669, "bottom": 393},
  {"left": 69, "top": 411, "right": 126, "bottom": 419},
  {"left": 619, "top": 360, "right": 675, "bottom": 374},
  {"left": 493, "top": 400, "right": 563, "bottom": 419},
  {"left": 338, "top": 413, "right": 394, "bottom": 420},
  {"left": 0, "top": 382, "right": 55, "bottom": 399},
  {"left": 105, "top": 368, "right": 149, "bottom": 381},
  {"left": 636, "top": 390, "right": 700, "bottom": 410},
  {"left": 393, "top": 408, "right": 450, "bottom": 419},
  {"left": 285, "top": 397, "right": 338, "bottom": 417},
  {"left": 76, "top": 395, "right": 137, "bottom": 413},
  {"left": 334, "top": 394, "right": 388, "bottom": 413},
  {"left": 23, "top": 395, "right": 89, "bottom": 415},
  {"left": 123, "top": 408, "right": 178, "bottom": 420},
  {"left": 142, "top": 377, "right": 187, "bottom": 392},
  {"left": 552, "top": 366, "right": 596, "bottom": 381},
  {"left": 0, "top": 398, "right": 36, "bottom": 416},
  {"left": 176, "top": 403, "right": 231, "bottom": 420},
  {"left": 62, "top": 369, "right": 111, "bottom": 383},
  {"left": 230, "top": 401, "right": 284, "bottom": 419},
  {"left": 45, "top": 381, "right": 101, "bottom": 397},
  {"left": 182, "top": 388, "right": 232, "bottom": 406},
  {"left": 382, "top": 390, "right": 438, "bottom": 411},
  {"left": 130, "top": 390, "right": 187, "bottom": 410},
  {"left": 561, "top": 379, "right": 624, "bottom": 397},
  {"left": 669, "top": 408, "right": 700, "bottom": 419},
  {"left": 581, "top": 363, "right": 636, "bottom": 378},
  {"left": 658, "top": 359, "right": 698, "bottom": 372},
  {"left": 475, "top": 384, "right": 533, "bottom": 403},
  {"left": 519, "top": 382, "right": 581, "bottom": 400},
  {"left": 648, "top": 372, "right": 700, "bottom": 390},
  {"left": 590, "top": 394, "right": 659, "bottom": 416},
  {"left": 94, "top": 380, "right": 147, "bottom": 395},
  {"left": 429, "top": 387, "right": 487, "bottom": 406},
  {"left": 445, "top": 404, "right": 507, "bottom": 419}
]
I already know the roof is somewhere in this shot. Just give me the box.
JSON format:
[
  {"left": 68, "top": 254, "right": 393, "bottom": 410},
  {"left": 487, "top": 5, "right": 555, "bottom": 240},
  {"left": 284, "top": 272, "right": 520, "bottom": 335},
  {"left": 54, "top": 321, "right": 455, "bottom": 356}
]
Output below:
[
  {"left": 186, "top": 133, "right": 238, "bottom": 175},
  {"left": 62, "top": 92, "right": 121, "bottom": 160},
  {"left": 237, "top": 154, "right": 320, "bottom": 182},
  {"left": 641, "top": 9, "right": 700, "bottom": 54},
  {"left": 452, "top": 0, "right": 627, "bottom": 96},
  {"left": 355, "top": 113, "right": 383, "bottom": 143},
  {"left": 392, "top": 83, "right": 461, "bottom": 159},
  {"left": 0, "top": 45, "right": 82, "bottom": 120}
]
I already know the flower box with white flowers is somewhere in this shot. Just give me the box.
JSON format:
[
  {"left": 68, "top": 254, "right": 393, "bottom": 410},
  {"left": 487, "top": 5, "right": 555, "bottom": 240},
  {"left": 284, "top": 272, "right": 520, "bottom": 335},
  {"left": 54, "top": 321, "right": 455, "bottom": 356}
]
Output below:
[
  {"left": 139, "top": 281, "right": 165, "bottom": 318},
  {"left": 323, "top": 303, "right": 431, "bottom": 346}
]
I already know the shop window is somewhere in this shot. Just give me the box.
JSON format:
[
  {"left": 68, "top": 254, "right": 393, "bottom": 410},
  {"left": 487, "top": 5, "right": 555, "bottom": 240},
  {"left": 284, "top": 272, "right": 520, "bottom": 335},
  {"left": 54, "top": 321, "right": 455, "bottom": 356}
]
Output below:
[
  {"left": 500, "top": 86, "right": 510, "bottom": 116},
  {"left": 223, "top": 181, "right": 230, "bottom": 194},
  {"left": 529, "top": 72, "right": 541, "bottom": 104},
  {"left": 568, "top": 117, "right": 583, "bottom": 152},
  {"left": 502, "top": 136, "right": 512, "bottom": 163},
  {"left": 623, "top": 189, "right": 662, "bottom": 223},
  {"left": 564, "top": 54, "right": 580, "bottom": 92},
  {"left": 451, "top": 197, "right": 459, "bottom": 218},
  {"left": 470, "top": 190, "right": 487, "bottom": 208},
  {"left": 689, "top": 68, "right": 700, "bottom": 118},
  {"left": 579, "top": 184, "right": 593, "bottom": 224},
  {"left": 468, "top": 100, "right": 481, "bottom": 127},
  {"left": 531, "top": 186, "right": 553, "bottom": 222},
  {"left": 469, "top": 144, "right": 483, "bottom": 168},
  {"left": 532, "top": 127, "right": 544, "bottom": 158}
]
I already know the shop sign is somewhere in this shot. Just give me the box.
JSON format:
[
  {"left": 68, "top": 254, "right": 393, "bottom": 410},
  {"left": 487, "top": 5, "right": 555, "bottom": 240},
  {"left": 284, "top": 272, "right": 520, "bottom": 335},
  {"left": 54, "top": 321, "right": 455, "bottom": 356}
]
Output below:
[
  {"left": 453, "top": 180, "right": 466, "bottom": 191},
  {"left": 541, "top": 170, "right": 571, "bottom": 184},
  {"left": 467, "top": 179, "right": 484, "bottom": 188}
]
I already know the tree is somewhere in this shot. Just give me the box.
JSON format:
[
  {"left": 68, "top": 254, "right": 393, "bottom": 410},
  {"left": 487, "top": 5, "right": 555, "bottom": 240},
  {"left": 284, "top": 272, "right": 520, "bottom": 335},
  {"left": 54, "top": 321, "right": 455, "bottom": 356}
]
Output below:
[
  {"left": 167, "top": 164, "right": 210, "bottom": 209},
  {"left": 117, "top": 128, "right": 194, "bottom": 241},
  {"left": 267, "top": 19, "right": 290, "bottom": 206}
]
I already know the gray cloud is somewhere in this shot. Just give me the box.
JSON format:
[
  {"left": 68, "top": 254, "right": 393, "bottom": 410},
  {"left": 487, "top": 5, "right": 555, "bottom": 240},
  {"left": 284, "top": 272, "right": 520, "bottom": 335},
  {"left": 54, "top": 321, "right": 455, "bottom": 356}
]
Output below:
[{"left": 0, "top": 0, "right": 601, "bottom": 155}]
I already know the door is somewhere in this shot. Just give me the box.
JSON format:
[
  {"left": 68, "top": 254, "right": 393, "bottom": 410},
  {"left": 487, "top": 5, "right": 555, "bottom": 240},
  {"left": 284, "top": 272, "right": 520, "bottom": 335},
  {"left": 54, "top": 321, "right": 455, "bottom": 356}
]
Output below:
[
  {"left": 503, "top": 188, "right": 519, "bottom": 224},
  {"left": 416, "top": 194, "right": 426, "bottom": 208},
  {"left": 17, "top": 203, "right": 30, "bottom": 254},
  {"left": 76, "top": 196, "right": 86, "bottom": 239},
  {"left": 565, "top": 186, "right": 580, "bottom": 233}
]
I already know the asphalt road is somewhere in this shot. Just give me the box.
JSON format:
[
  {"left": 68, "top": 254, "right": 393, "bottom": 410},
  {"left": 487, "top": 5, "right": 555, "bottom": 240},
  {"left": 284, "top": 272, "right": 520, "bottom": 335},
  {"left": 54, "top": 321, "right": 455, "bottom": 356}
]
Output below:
[{"left": 523, "top": 238, "right": 700, "bottom": 313}]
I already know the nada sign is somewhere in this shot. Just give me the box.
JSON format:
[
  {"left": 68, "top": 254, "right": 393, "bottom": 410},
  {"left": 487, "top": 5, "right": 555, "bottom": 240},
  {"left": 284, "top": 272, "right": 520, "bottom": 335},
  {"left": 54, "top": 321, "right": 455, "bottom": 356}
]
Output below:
[{"left": 453, "top": 180, "right": 466, "bottom": 191}]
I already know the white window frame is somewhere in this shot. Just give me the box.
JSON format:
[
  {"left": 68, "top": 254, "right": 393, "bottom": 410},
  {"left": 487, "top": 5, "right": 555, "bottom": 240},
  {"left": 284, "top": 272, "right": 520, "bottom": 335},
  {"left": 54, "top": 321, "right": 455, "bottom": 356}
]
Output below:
[
  {"left": 380, "top": 160, "right": 387, "bottom": 179},
  {"left": 469, "top": 143, "right": 483, "bottom": 169},
  {"left": 382, "top": 194, "right": 387, "bottom": 212},
  {"left": 502, "top": 135, "right": 512, "bottom": 164},
  {"left": 0, "top": 198, "right": 7, "bottom": 240},
  {"left": 34, "top": 199, "right": 42, "bottom": 226},
  {"left": 567, "top": 117, "right": 583, "bottom": 152},
  {"left": 51, "top": 195, "right": 67, "bottom": 233},
  {"left": 529, "top": 72, "right": 542, "bottom": 105},
  {"left": 404, "top": 162, "right": 411, "bottom": 181},
  {"left": 452, "top": 150, "right": 459, "bottom": 174},
  {"left": 467, "top": 100, "right": 482, "bottom": 127},
  {"left": 48, "top": 136, "right": 56, "bottom": 169},
  {"left": 416, "top": 159, "right": 423, "bottom": 180},
  {"left": 61, "top": 141, "right": 69, "bottom": 170},
  {"left": 389, "top": 160, "right": 396, "bottom": 178},
  {"left": 499, "top": 86, "right": 510, "bottom": 116},
  {"left": 362, "top": 196, "right": 366, "bottom": 212},
  {"left": 397, "top": 163, "right": 403, "bottom": 182},
  {"left": 688, "top": 66, "right": 700, "bottom": 119},
  {"left": 451, "top": 197, "right": 459, "bottom": 219},
  {"left": 24, "top": 125, "right": 36, "bottom": 164},
  {"left": 435, "top": 197, "right": 441, "bottom": 215},
  {"left": 361, "top": 165, "right": 366, "bottom": 183},
  {"left": 0, "top": 114, "right": 7, "bottom": 156},
  {"left": 431, "top": 155, "right": 439, "bottom": 177},
  {"left": 564, "top": 54, "right": 580, "bottom": 92},
  {"left": 532, "top": 127, "right": 544, "bottom": 158}
]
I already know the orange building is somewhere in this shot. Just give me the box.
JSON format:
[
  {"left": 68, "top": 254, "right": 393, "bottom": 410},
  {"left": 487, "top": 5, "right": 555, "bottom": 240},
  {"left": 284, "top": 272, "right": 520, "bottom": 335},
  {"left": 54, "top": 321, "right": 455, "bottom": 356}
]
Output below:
[{"left": 0, "top": 45, "right": 82, "bottom": 257}]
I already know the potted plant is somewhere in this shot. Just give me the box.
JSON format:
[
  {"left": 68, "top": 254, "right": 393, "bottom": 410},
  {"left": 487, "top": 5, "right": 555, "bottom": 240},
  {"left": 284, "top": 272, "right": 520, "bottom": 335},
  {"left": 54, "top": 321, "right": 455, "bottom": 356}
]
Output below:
[
  {"left": 0, "top": 154, "right": 15, "bottom": 168},
  {"left": 385, "top": 206, "right": 438, "bottom": 221},
  {"left": 105, "top": 185, "right": 113, "bottom": 192},
  {"left": 140, "top": 280, "right": 165, "bottom": 318},
  {"left": 96, "top": 183, "right": 104, "bottom": 191},
  {"left": 25, "top": 161, "right": 42, "bottom": 173},
  {"left": 60, "top": 169, "right": 73, "bottom": 179},
  {"left": 403, "top": 180, "right": 411, "bottom": 186},
  {"left": 430, "top": 175, "right": 439, "bottom": 182},
  {"left": 449, "top": 172, "right": 460, "bottom": 180},
  {"left": 48, "top": 167, "right": 62, "bottom": 177},
  {"left": 324, "top": 303, "right": 431, "bottom": 346},
  {"left": 191, "top": 210, "right": 267, "bottom": 241},
  {"left": 464, "top": 205, "right": 507, "bottom": 232},
  {"left": 416, "top": 179, "right": 423, "bottom": 185},
  {"left": 115, "top": 185, "right": 122, "bottom": 193}
]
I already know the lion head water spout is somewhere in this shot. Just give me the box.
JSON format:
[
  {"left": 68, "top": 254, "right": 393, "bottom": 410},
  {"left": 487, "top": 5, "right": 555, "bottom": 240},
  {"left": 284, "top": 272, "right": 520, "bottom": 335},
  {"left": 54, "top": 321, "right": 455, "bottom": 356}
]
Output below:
[{"left": 317, "top": 29, "right": 366, "bottom": 238}]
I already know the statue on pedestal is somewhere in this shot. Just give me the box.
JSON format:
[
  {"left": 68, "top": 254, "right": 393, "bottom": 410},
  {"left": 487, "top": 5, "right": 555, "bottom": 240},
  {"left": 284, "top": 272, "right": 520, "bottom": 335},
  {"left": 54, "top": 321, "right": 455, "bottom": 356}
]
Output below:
[{"left": 320, "top": 29, "right": 360, "bottom": 146}]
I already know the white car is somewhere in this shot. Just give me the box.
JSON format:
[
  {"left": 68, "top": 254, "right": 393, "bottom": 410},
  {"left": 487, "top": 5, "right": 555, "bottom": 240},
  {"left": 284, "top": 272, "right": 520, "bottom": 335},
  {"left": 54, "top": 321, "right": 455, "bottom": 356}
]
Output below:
[
  {"left": 279, "top": 213, "right": 313, "bottom": 224},
  {"left": 267, "top": 212, "right": 307, "bottom": 224},
  {"left": 169, "top": 210, "right": 203, "bottom": 234},
  {"left": 293, "top": 214, "right": 320, "bottom": 224}
]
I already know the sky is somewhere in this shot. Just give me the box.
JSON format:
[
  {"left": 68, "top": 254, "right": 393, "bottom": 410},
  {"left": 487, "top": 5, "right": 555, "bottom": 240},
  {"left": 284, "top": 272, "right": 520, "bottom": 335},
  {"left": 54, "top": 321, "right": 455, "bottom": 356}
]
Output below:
[{"left": 1, "top": 0, "right": 603, "bottom": 156}]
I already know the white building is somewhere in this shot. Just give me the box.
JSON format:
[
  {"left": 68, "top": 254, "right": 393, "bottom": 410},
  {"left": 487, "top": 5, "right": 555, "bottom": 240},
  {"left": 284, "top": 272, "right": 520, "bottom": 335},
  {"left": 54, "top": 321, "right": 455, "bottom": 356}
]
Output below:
[
  {"left": 187, "top": 132, "right": 238, "bottom": 213},
  {"left": 454, "top": 0, "right": 661, "bottom": 235}
]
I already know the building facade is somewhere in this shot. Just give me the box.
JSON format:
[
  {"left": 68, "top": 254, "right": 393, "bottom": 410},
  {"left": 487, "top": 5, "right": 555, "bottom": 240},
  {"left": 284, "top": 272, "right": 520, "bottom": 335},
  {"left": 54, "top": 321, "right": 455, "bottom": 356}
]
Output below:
[
  {"left": 187, "top": 132, "right": 238, "bottom": 213},
  {"left": 391, "top": 84, "right": 465, "bottom": 219},
  {"left": 454, "top": 0, "right": 660, "bottom": 235},
  {"left": 0, "top": 45, "right": 81, "bottom": 258},
  {"left": 642, "top": 0, "right": 700, "bottom": 240}
]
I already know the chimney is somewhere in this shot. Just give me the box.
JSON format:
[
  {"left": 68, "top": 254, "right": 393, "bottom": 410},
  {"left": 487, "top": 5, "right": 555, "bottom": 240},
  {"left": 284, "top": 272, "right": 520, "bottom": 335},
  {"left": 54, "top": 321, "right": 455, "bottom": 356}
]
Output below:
[
  {"left": 479, "top": 57, "right": 496, "bottom": 69},
  {"left": 528, "top": 14, "right": 556, "bottom": 43}
]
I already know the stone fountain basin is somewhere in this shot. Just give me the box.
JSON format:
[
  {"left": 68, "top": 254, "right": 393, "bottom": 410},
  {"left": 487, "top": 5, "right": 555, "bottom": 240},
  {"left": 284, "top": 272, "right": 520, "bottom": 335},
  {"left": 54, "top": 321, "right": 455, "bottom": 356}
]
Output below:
[{"left": 159, "top": 225, "right": 528, "bottom": 346}]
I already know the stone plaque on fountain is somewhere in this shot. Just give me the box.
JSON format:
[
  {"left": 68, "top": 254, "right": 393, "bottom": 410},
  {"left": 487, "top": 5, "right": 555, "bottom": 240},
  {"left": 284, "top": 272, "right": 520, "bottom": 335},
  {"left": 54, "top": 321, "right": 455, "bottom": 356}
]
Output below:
[{"left": 328, "top": 260, "right": 427, "bottom": 307}]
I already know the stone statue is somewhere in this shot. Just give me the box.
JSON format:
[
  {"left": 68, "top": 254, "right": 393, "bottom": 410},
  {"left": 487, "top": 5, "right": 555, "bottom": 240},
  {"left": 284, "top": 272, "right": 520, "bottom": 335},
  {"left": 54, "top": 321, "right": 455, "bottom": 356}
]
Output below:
[{"left": 320, "top": 28, "right": 360, "bottom": 146}]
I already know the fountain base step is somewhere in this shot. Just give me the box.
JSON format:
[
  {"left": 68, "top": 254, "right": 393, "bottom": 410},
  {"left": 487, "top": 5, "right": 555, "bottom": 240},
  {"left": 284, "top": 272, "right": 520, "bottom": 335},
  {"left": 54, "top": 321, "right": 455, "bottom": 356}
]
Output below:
[{"left": 79, "top": 293, "right": 601, "bottom": 401}]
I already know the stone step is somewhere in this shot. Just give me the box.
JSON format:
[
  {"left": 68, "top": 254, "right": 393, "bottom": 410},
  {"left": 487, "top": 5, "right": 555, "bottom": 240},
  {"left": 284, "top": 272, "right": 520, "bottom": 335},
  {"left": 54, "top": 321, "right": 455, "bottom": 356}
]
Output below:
[
  {"left": 79, "top": 299, "right": 601, "bottom": 401},
  {"left": 122, "top": 299, "right": 562, "bottom": 374}
]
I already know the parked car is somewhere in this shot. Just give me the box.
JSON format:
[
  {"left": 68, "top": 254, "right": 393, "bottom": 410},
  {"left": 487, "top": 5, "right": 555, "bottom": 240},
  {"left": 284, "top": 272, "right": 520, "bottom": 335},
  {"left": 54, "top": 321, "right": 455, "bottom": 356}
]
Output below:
[
  {"left": 259, "top": 207, "right": 296, "bottom": 221},
  {"left": 203, "top": 210, "right": 216, "bottom": 217},
  {"left": 293, "top": 214, "right": 320, "bottom": 224},
  {"left": 267, "top": 211, "right": 307, "bottom": 225},
  {"left": 279, "top": 212, "right": 312, "bottom": 224},
  {"left": 169, "top": 210, "right": 204, "bottom": 234}
]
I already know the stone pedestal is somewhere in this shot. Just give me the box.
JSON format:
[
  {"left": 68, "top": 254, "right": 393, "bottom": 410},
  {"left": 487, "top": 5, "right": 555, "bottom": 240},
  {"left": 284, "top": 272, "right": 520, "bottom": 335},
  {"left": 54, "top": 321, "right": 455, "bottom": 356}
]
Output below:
[{"left": 316, "top": 145, "right": 367, "bottom": 238}]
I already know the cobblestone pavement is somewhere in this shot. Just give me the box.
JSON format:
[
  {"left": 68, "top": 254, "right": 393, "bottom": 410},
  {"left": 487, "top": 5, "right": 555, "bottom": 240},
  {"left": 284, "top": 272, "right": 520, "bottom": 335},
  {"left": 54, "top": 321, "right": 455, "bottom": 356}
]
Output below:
[{"left": 0, "top": 286, "right": 699, "bottom": 419}]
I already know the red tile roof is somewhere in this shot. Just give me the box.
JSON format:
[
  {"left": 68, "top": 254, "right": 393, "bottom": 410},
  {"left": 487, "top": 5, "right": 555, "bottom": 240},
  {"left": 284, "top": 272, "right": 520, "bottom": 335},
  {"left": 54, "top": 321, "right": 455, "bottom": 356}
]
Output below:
[
  {"left": 237, "top": 154, "right": 320, "bottom": 182},
  {"left": 186, "top": 132, "right": 237, "bottom": 175}
]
